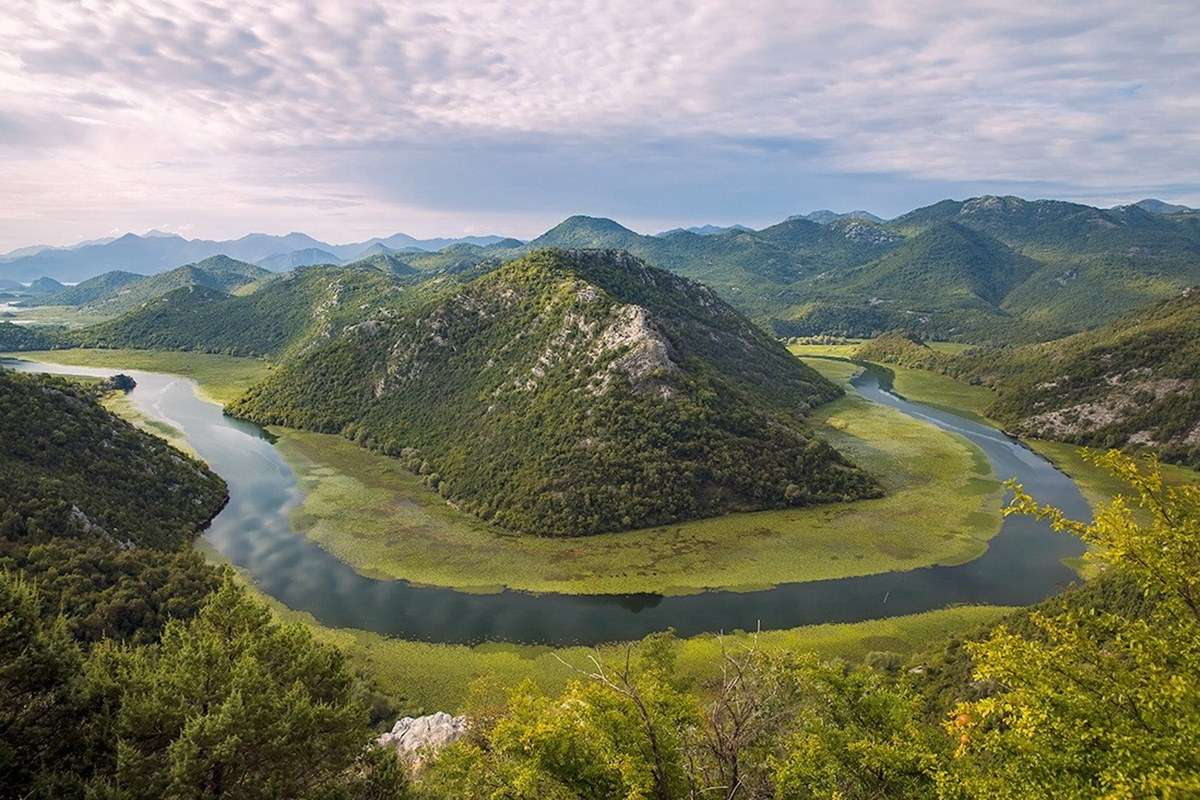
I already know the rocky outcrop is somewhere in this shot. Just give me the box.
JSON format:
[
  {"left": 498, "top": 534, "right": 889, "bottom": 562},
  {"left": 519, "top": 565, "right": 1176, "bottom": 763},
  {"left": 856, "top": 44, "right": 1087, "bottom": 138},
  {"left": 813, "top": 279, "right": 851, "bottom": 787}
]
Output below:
[{"left": 377, "top": 712, "right": 467, "bottom": 764}]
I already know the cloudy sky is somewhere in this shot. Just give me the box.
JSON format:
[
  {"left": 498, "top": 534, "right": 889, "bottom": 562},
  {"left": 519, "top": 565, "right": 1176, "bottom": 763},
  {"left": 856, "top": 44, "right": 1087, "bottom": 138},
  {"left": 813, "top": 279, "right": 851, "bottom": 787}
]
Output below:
[{"left": 1, "top": 0, "right": 1198, "bottom": 249}]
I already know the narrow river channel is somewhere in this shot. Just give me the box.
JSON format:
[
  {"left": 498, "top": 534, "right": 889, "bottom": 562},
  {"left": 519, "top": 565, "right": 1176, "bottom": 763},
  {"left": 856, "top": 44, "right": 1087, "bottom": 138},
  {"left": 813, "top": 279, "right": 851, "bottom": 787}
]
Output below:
[{"left": 4, "top": 357, "right": 1087, "bottom": 645}]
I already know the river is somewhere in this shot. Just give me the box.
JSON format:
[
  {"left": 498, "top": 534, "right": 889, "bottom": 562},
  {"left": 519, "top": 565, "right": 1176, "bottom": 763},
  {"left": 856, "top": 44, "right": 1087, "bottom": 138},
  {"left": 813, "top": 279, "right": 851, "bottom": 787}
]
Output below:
[{"left": 2, "top": 357, "right": 1087, "bottom": 645}]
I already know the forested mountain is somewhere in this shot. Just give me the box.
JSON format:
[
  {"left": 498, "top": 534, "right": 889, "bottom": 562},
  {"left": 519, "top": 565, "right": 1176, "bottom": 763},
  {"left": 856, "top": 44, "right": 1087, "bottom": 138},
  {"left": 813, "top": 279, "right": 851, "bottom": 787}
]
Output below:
[
  {"left": 229, "top": 248, "right": 878, "bottom": 535},
  {"left": 11, "top": 196, "right": 1200, "bottom": 347},
  {"left": 0, "top": 369, "right": 401, "bottom": 796},
  {"left": 70, "top": 264, "right": 417, "bottom": 358},
  {"left": 26, "top": 276, "right": 66, "bottom": 294},
  {"left": 530, "top": 215, "right": 903, "bottom": 322},
  {"left": 34, "top": 255, "right": 271, "bottom": 315},
  {"left": 855, "top": 288, "right": 1200, "bottom": 466},
  {"left": 523, "top": 198, "right": 1200, "bottom": 343},
  {"left": 882, "top": 196, "right": 1200, "bottom": 334},
  {"left": 0, "top": 369, "right": 226, "bottom": 549},
  {"left": 960, "top": 289, "right": 1200, "bottom": 466},
  {"left": 1133, "top": 198, "right": 1196, "bottom": 215},
  {"left": 790, "top": 209, "right": 885, "bottom": 224},
  {"left": 776, "top": 222, "right": 1056, "bottom": 342},
  {"left": 256, "top": 247, "right": 340, "bottom": 270},
  {"left": 0, "top": 320, "right": 57, "bottom": 350},
  {"left": 34, "top": 270, "right": 145, "bottom": 306}
]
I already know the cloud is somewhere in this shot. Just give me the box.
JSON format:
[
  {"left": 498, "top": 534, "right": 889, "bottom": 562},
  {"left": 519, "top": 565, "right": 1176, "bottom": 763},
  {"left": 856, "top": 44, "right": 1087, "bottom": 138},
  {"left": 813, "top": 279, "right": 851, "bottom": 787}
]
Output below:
[{"left": 0, "top": 0, "right": 1197, "bottom": 247}]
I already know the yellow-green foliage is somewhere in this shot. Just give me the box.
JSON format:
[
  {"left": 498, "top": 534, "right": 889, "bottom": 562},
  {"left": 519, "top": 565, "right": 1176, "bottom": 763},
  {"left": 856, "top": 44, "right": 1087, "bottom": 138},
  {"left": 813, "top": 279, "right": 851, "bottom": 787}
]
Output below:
[{"left": 945, "top": 452, "right": 1200, "bottom": 797}]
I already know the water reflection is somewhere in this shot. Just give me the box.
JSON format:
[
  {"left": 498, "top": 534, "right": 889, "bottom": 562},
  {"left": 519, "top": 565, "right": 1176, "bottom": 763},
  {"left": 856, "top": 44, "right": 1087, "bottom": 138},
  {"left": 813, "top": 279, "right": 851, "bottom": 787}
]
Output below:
[{"left": 3, "top": 357, "right": 1086, "bottom": 645}]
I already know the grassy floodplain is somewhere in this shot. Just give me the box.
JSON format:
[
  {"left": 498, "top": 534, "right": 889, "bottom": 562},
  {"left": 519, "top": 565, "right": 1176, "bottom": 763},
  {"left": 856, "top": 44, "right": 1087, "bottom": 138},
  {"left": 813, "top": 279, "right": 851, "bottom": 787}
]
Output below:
[
  {"left": 0, "top": 303, "right": 116, "bottom": 329},
  {"left": 272, "top": 356, "right": 1003, "bottom": 595},
  {"left": 788, "top": 342, "right": 997, "bottom": 423},
  {"left": 1, "top": 348, "right": 271, "bottom": 405},
  {"left": 266, "top": 597, "right": 1011, "bottom": 713}
]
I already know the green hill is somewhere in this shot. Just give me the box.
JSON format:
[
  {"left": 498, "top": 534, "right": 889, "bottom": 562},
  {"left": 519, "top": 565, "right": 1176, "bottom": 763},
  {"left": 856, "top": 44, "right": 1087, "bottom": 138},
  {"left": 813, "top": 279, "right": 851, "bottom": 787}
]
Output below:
[
  {"left": 887, "top": 196, "right": 1200, "bottom": 334},
  {"left": 229, "top": 249, "right": 879, "bottom": 536},
  {"left": 26, "top": 276, "right": 66, "bottom": 294},
  {"left": 256, "top": 247, "right": 340, "bottom": 270},
  {"left": 0, "top": 368, "right": 226, "bottom": 549},
  {"left": 527, "top": 200, "right": 1200, "bottom": 344},
  {"left": 530, "top": 215, "right": 902, "bottom": 322},
  {"left": 38, "top": 270, "right": 145, "bottom": 306},
  {"left": 70, "top": 264, "right": 415, "bottom": 358},
  {"left": 42, "top": 256, "right": 271, "bottom": 316},
  {"left": 340, "top": 251, "right": 419, "bottom": 275},
  {"left": 775, "top": 223, "right": 1052, "bottom": 341},
  {"left": 855, "top": 289, "right": 1200, "bottom": 467},
  {"left": 956, "top": 289, "right": 1200, "bottom": 466},
  {"left": 0, "top": 321, "right": 58, "bottom": 350}
]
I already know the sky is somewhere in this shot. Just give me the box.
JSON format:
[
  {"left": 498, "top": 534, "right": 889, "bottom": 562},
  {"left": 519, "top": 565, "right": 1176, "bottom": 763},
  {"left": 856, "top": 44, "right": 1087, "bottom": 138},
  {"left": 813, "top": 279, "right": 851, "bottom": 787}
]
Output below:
[{"left": 1, "top": 0, "right": 1198, "bottom": 250}]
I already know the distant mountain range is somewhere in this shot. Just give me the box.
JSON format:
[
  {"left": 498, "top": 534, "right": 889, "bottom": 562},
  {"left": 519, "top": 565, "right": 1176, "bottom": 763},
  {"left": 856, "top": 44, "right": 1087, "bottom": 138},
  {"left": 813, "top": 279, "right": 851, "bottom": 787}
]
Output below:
[
  {"left": 38, "top": 255, "right": 272, "bottom": 316},
  {"left": 655, "top": 224, "right": 753, "bottom": 237},
  {"left": 0, "top": 230, "right": 515, "bottom": 282},
  {"left": 525, "top": 197, "right": 1200, "bottom": 343},
  {"left": 788, "top": 210, "right": 885, "bottom": 225},
  {"left": 1128, "top": 198, "right": 1196, "bottom": 215},
  {"left": 6, "top": 196, "right": 1199, "bottom": 346}
]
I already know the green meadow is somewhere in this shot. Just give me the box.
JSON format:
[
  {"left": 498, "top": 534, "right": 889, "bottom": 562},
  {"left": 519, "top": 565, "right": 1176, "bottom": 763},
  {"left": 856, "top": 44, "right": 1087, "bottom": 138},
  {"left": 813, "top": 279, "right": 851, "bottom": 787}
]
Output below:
[
  {"left": 263, "top": 596, "right": 1011, "bottom": 714},
  {"left": 1, "top": 348, "right": 271, "bottom": 405},
  {"left": 790, "top": 342, "right": 998, "bottom": 422},
  {"left": 270, "top": 357, "right": 1003, "bottom": 595},
  {"left": 0, "top": 304, "right": 115, "bottom": 329}
]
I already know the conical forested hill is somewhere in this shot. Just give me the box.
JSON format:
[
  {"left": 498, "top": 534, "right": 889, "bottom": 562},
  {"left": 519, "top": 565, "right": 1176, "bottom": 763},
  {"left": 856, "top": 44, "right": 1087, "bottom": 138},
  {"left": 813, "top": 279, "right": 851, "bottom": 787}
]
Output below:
[{"left": 230, "top": 248, "right": 879, "bottom": 536}]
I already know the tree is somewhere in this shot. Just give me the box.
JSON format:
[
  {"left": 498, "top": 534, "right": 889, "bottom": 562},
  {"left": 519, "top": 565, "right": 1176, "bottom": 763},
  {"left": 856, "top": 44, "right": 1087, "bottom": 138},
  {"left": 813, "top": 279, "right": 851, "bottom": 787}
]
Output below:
[
  {"left": 0, "top": 572, "right": 91, "bottom": 799},
  {"left": 942, "top": 451, "right": 1200, "bottom": 798},
  {"left": 770, "top": 656, "right": 943, "bottom": 800},
  {"left": 87, "top": 579, "right": 388, "bottom": 800},
  {"left": 419, "top": 634, "right": 697, "bottom": 800}
]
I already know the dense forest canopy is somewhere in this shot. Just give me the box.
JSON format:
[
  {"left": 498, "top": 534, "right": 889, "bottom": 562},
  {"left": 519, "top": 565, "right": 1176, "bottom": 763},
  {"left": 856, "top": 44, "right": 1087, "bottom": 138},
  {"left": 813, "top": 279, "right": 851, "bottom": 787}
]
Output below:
[
  {"left": 229, "top": 249, "right": 879, "bottom": 536},
  {"left": 0, "top": 369, "right": 226, "bottom": 549}
]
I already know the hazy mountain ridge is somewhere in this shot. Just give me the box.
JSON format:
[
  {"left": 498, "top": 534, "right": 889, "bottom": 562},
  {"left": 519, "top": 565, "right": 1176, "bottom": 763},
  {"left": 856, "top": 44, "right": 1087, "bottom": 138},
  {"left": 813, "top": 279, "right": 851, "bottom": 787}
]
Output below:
[
  {"left": 228, "top": 249, "right": 879, "bottom": 536},
  {"left": 789, "top": 209, "right": 885, "bottom": 224},
  {"left": 0, "top": 230, "right": 518, "bottom": 282},
  {"left": 256, "top": 248, "right": 341, "bottom": 270},
  {"left": 38, "top": 256, "right": 271, "bottom": 316},
  {"left": 9, "top": 194, "right": 1200, "bottom": 347}
]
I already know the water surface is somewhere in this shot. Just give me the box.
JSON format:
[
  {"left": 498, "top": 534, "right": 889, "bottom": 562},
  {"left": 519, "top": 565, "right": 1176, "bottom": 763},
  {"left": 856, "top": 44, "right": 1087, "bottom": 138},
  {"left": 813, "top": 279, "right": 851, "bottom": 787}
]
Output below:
[{"left": 4, "top": 358, "right": 1086, "bottom": 645}]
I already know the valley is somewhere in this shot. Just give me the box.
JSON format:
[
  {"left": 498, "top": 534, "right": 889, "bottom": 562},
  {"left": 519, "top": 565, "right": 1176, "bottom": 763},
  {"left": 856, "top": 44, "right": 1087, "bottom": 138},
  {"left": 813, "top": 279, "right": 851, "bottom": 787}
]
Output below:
[
  {"left": 0, "top": 339, "right": 1122, "bottom": 714},
  {"left": 3, "top": 344, "right": 1083, "bottom": 635},
  {"left": 7, "top": 5, "right": 1200, "bottom": 792}
]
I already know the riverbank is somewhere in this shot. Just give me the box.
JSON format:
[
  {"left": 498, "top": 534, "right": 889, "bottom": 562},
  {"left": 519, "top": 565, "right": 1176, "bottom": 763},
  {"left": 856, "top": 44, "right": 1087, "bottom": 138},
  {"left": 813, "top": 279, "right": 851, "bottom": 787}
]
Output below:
[
  {"left": 261, "top": 591, "right": 1011, "bottom": 713},
  {"left": 1, "top": 349, "right": 271, "bottom": 405},
  {"left": 790, "top": 343, "right": 1200, "bottom": 519},
  {"left": 270, "top": 363, "right": 1003, "bottom": 595},
  {"left": 3, "top": 351, "right": 1085, "bottom": 643}
]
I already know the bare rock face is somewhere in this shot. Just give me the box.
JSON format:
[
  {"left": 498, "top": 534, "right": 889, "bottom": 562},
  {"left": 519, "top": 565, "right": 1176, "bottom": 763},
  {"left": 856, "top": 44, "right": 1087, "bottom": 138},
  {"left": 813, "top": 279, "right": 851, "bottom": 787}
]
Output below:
[{"left": 377, "top": 712, "right": 467, "bottom": 764}]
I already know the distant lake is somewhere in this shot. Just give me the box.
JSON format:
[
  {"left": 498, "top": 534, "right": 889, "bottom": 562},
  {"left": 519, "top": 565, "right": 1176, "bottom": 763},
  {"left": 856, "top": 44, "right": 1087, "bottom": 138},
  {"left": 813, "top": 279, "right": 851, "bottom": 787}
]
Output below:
[{"left": 3, "top": 357, "right": 1086, "bottom": 645}]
